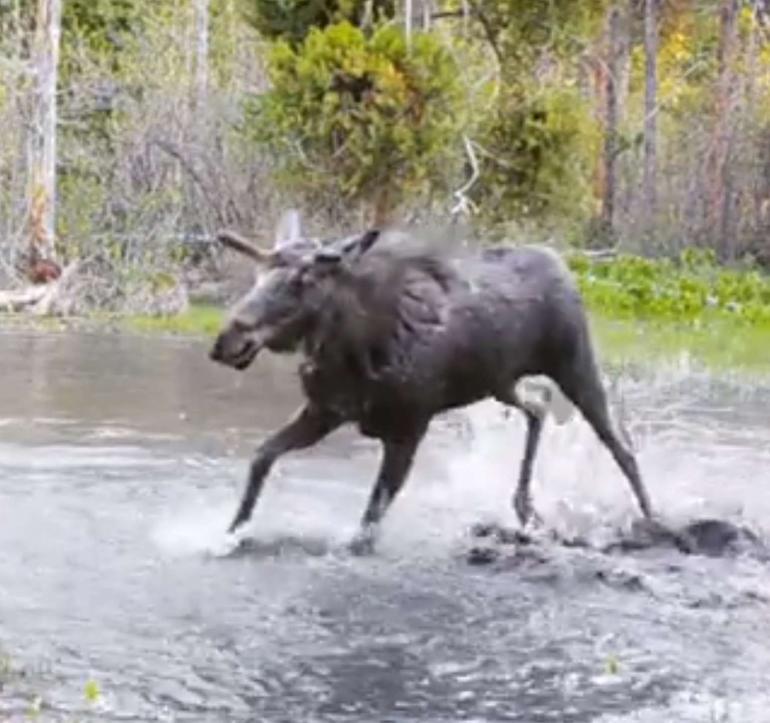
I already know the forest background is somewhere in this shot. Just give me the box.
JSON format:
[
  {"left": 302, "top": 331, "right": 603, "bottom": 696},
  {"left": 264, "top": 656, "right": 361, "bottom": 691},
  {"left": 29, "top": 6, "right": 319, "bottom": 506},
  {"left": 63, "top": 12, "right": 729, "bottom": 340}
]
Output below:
[{"left": 2, "top": 0, "right": 770, "bottom": 370}]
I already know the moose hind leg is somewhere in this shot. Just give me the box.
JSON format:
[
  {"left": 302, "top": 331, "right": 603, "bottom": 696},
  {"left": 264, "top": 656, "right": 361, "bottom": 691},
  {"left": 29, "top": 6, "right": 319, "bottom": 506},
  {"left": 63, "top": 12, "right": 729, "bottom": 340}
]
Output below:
[
  {"left": 496, "top": 387, "right": 546, "bottom": 527},
  {"left": 228, "top": 405, "right": 342, "bottom": 534},
  {"left": 513, "top": 409, "right": 544, "bottom": 527},
  {"left": 557, "top": 362, "right": 653, "bottom": 520}
]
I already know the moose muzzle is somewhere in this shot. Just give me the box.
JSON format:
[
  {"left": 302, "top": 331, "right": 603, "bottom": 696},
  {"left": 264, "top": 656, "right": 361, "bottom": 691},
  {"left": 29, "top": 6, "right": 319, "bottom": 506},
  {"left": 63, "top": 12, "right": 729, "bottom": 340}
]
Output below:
[{"left": 209, "top": 328, "right": 261, "bottom": 370}]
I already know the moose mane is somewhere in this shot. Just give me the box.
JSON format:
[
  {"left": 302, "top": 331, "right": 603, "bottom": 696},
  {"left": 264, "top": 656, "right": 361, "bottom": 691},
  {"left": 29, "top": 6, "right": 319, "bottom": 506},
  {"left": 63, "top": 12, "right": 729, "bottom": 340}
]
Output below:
[{"left": 309, "top": 234, "right": 461, "bottom": 379}]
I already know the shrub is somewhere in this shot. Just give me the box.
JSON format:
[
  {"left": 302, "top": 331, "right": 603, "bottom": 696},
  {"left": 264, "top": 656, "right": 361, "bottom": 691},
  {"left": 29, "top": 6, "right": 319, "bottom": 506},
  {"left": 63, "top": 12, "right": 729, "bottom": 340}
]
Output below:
[{"left": 247, "top": 21, "right": 464, "bottom": 219}]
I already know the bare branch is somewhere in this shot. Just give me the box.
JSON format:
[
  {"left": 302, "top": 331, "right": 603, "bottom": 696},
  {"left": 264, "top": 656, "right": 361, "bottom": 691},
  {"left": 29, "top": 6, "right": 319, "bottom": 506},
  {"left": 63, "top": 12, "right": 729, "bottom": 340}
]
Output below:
[
  {"left": 150, "top": 137, "right": 226, "bottom": 227},
  {"left": 465, "top": 0, "right": 503, "bottom": 65},
  {"left": 450, "top": 135, "right": 481, "bottom": 219}
]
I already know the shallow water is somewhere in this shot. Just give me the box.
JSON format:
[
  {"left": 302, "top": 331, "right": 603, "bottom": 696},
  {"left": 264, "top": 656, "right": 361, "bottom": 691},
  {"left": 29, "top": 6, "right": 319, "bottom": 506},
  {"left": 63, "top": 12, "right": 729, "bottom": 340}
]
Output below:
[{"left": 1, "top": 331, "right": 770, "bottom": 722}]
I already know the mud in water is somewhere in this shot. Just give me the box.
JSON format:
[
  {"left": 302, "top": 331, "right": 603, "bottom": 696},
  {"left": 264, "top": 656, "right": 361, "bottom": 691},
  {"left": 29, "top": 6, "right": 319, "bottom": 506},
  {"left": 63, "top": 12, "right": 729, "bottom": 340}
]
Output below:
[{"left": 1, "top": 331, "right": 770, "bottom": 722}]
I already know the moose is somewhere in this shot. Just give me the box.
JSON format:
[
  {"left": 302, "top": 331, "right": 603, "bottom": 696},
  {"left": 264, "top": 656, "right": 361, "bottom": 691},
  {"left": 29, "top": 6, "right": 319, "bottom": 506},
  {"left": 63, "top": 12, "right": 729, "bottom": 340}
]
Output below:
[{"left": 209, "top": 211, "right": 654, "bottom": 553}]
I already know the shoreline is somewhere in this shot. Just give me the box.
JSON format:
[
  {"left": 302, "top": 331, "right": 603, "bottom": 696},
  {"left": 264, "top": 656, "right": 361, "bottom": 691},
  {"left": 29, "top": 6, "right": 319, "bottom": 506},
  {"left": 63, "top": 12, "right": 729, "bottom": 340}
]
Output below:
[{"left": 2, "top": 304, "right": 770, "bottom": 378}]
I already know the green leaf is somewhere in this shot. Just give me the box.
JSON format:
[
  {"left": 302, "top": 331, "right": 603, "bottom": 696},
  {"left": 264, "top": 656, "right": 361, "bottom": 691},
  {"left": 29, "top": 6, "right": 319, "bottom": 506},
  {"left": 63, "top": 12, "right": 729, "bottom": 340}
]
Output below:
[{"left": 84, "top": 679, "right": 101, "bottom": 704}]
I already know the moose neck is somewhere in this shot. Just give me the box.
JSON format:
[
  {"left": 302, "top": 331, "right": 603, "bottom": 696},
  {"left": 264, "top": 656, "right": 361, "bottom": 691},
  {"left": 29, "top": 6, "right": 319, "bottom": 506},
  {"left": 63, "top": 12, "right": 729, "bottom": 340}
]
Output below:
[
  {"left": 303, "top": 250, "right": 455, "bottom": 382},
  {"left": 303, "top": 274, "right": 381, "bottom": 375}
]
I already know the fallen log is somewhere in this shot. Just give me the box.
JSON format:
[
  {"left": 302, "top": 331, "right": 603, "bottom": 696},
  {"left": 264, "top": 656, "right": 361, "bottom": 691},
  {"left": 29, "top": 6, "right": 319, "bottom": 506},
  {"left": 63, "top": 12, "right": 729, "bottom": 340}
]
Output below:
[
  {"left": 0, "top": 261, "right": 79, "bottom": 315},
  {"left": 30, "top": 261, "right": 80, "bottom": 316},
  {"left": 0, "top": 286, "right": 47, "bottom": 312}
]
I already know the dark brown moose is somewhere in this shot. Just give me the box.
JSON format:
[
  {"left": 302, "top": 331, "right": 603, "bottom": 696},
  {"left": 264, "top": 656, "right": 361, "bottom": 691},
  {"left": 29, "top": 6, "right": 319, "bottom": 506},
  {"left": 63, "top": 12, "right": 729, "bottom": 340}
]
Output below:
[{"left": 209, "top": 211, "right": 654, "bottom": 553}]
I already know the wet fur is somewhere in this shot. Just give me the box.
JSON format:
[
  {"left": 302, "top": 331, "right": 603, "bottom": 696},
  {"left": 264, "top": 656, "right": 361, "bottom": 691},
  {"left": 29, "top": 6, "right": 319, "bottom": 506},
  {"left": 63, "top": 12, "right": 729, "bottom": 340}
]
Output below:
[
  {"left": 301, "top": 240, "right": 586, "bottom": 436},
  {"left": 211, "top": 225, "right": 653, "bottom": 547},
  {"left": 312, "top": 248, "right": 456, "bottom": 371}
]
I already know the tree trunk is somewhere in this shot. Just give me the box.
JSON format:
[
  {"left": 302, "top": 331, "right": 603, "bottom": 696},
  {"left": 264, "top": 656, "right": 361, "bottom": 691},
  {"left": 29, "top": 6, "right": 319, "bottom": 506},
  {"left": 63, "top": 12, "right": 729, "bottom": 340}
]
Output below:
[
  {"left": 28, "top": 0, "right": 61, "bottom": 263},
  {"left": 706, "top": 0, "right": 739, "bottom": 259},
  {"left": 745, "top": 1, "right": 763, "bottom": 247},
  {"left": 642, "top": 0, "right": 658, "bottom": 231},
  {"left": 369, "top": 186, "right": 395, "bottom": 227},
  {"left": 193, "top": 0, "right": 209, "bottom": 112},
  {"left": 615, "top": 1, "right": 632, "bottom": 123},
  {"left": 0, "top": 0, "right": 23, "bottom": 248},
  {"left": 405, "top": 0, "right": 413, "bottom": 49},
  {"left": 601, "top": 4, "right": 623, "bottom": 237}
]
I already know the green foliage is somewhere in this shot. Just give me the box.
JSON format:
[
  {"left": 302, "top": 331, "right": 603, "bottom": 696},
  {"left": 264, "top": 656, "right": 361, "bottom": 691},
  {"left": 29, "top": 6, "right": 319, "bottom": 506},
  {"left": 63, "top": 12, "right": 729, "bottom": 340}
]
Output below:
[
  {"left": 457, "top": 0, "right": 607, "bottom": 74},
  {"left": 62, "top": 0, "right": 140, "bottom": 56},
  {"left": 418, "top": 0, "right": 608, "bottom": 229},
  {"left": 126, "top": 303, "right": 224, "bottom": 335},
  {"left": 569, "top": 250, "right": 770, "bottom": 325},
  {"left": 627, "top": 6, "right": 718, "bottom": 126},
  {"left": 591, "top": 312, "right": 770, "bottom": 376},
  {"left": 473, "top": 85, "right": 601, "bottom": 227},
  {"left": 0, "top": 0, "right": 138, "bottom": 69},
  {"left": 240, "top": 0, "right": 395, "bottom": 45},
  {"left": 83, "top": 679, "right": 101, "bottom": 704},
  {"left": 57, "top": 171, "right": 108, "bottom": 255},
  {"left": 248, "top": 21, "right": 463, "bottom": 212},
  {"left": 574, "top": 249, "right": 770, "bottom": 375}
]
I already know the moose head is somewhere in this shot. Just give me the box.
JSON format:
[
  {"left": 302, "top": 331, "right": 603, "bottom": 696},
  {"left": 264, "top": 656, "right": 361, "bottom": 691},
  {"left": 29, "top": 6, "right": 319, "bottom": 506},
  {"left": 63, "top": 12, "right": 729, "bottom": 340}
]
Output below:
[{"left": 209, "top": 210, "right": 381, "bottom": 370}]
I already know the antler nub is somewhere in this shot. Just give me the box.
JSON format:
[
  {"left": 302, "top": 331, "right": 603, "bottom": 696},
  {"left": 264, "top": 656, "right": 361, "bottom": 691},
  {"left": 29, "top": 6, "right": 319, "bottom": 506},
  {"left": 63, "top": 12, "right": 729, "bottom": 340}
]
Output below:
[{"left": 216, "top": 230, "right": 272, "bottom": 263}]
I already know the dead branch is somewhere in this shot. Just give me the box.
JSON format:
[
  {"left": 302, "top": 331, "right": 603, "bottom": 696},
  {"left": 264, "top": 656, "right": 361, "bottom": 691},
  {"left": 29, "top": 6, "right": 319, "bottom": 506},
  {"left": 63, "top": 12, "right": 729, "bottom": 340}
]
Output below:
[
  {"left": 433, "top": 2, "right": 503, "bottom": 64},
  {"left": 450, "top": 135, "right": 480, "bottom": 219},
  {"left": 150, "top": 137, "right": 226, "bottom": 226},
  {"left": 574, "top": 247, "right": 619, "bottom": 261},
  {"left": 0, "top": 286, "right": 48, "bottom": 312}
]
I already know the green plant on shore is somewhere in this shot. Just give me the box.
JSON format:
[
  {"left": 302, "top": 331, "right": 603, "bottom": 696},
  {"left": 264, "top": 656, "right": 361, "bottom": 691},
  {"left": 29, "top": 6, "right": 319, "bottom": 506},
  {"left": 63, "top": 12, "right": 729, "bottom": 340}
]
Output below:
[
  {"left": 125, "top": 303, "right": 224, "bottom": 335},
  {"left": 568, "top": 249, "right": 770, "bottom": 325}
]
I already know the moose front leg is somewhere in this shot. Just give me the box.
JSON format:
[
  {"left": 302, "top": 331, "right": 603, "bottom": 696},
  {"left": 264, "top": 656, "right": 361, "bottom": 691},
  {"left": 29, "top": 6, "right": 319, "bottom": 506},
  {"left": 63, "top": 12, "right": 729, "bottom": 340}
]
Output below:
[
  {"left": 228, "top": 405, "right": 342, "bottom": 534},
  {"left": 350, "top": 425, "right": 427, "bottom": 555}
]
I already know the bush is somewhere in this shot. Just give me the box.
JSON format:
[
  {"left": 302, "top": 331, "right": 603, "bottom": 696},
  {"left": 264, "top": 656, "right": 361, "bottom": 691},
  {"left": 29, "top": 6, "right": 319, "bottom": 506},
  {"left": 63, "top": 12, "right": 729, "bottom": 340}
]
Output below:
[
  {"left": 246, "top": 21, "right": 464, "bottom": 220},
  {"left": 569, "top": 250, "right": 770, "bottom": 324},
  {"left": 472, "top": 85, "right": 601, "bottom": 229},
  {"left": 240, "top": 0, "right": 396, "bottom": 45}
]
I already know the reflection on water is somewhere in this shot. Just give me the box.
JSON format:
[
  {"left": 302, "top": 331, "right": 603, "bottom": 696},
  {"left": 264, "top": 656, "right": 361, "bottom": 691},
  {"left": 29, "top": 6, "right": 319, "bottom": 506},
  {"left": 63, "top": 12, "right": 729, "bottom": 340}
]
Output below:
[{"left": 1, "top": 331, "right": 769, "bottom": 722}]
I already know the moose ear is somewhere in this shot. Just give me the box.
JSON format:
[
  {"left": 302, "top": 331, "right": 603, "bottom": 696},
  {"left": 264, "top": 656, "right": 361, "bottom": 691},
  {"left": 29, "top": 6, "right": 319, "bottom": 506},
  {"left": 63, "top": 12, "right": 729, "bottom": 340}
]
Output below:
[
  {"left": 274, "top": 208, "right": 303, "bottom": 249},
  {"left": 341, "top": 228, "right": 381, "bottom": 257},
  {"left": 311, "top": 228, "right": 381, "bottom": 269}
]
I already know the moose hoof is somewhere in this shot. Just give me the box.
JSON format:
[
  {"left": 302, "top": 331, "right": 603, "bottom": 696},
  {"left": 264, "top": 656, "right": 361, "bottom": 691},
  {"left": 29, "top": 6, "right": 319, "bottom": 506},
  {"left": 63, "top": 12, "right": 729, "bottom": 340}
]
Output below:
[
  {"left": 513, "top": 493, "right": 542, "bottom": 530},
  {"left": 470, "top": 522, "right": 497, "bottom": 539},
  {"left": 227, "top": 509, "right": 251, "bottom": 535},
  {"left": 468, "top": 546, "right": 500, "bottom": 565},
  {"left": 348, "top": 526, "right": 379, "bottom": 556}
]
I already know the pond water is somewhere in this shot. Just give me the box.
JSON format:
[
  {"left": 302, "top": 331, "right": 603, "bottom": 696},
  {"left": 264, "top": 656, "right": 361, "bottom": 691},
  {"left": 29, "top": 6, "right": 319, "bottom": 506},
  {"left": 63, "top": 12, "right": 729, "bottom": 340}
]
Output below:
[{"left": 1, "top": 330, "right": 769, "bottom": 722}]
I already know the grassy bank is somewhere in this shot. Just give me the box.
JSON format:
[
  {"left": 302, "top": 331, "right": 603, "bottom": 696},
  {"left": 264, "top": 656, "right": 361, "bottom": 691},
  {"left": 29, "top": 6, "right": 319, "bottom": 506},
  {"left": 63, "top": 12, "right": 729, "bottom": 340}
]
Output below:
[
  {"left": 570, "top": 249, "right": 770, "bottom": 375},
  {"left": 124, "top": 303, "right": 770, "bottom": 377},
  {"left": 589, "top": 313, "right": 770, "bottom": 375},
  {"left": 124, "top": 303, "right": 225, "bottom": 337}
]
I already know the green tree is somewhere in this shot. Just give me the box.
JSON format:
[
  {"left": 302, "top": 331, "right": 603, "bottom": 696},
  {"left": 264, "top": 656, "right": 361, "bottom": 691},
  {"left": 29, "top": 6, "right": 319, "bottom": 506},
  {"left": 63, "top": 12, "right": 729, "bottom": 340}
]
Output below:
[
  {"left": 455, "top": 0, "right": 607, "bottom": 231},
  {"left": 240, "top": 0, "right": 396, "bottom": 45},
  {"left": 248, "top": 21, "right": 463, "bottom": 223},
  {"left": 472, "top": 84, "right": 601, "bottom": 230}
]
